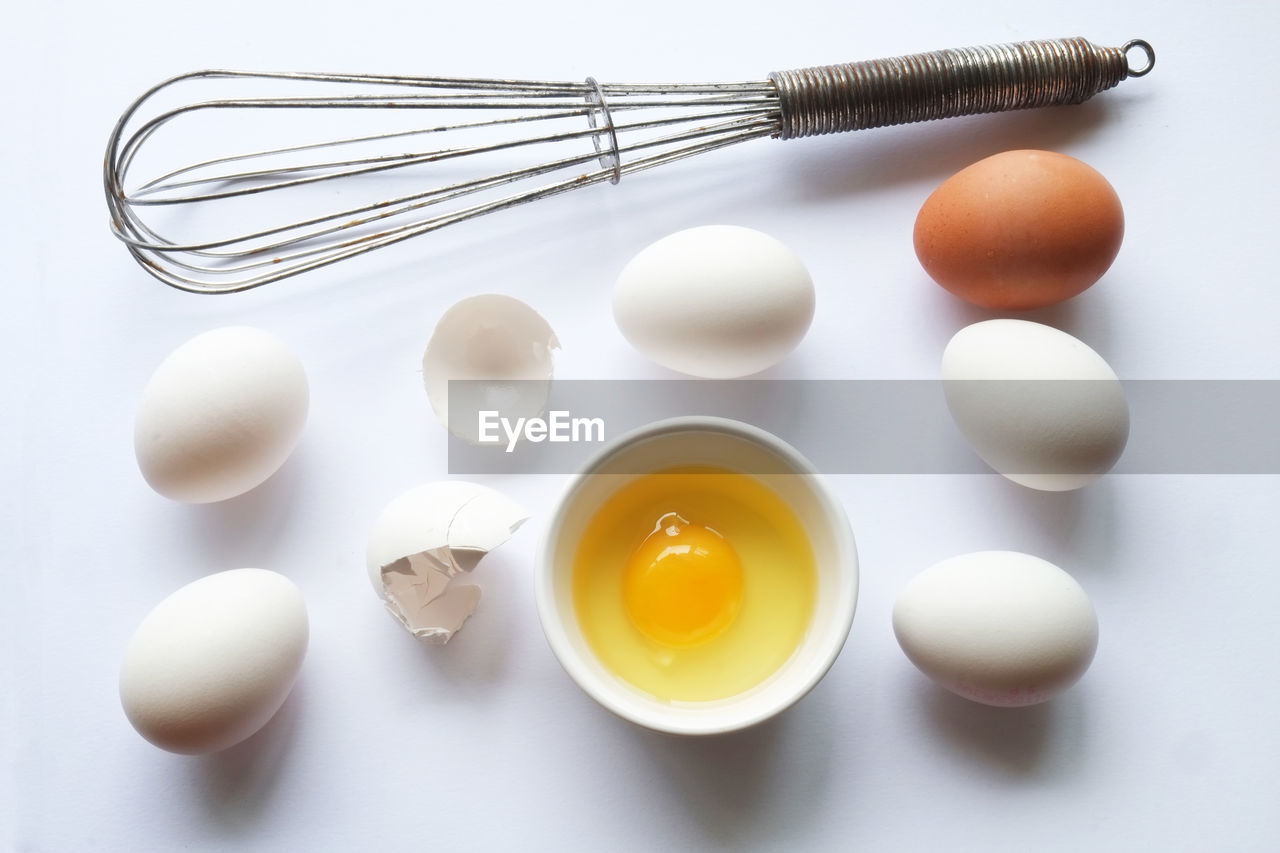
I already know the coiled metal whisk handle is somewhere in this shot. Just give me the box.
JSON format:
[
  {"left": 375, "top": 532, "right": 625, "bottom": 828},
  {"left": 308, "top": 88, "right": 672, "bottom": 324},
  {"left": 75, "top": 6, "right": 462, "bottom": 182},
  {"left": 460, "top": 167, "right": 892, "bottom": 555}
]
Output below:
[{"left": 768, "top": 36, "right": 1154, "bottom": 139}]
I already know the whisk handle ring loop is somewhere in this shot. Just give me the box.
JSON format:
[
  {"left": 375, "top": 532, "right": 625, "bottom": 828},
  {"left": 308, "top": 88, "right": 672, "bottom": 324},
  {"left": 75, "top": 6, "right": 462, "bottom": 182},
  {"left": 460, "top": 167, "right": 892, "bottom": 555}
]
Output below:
[{"left": 1122, "top": 39, "right": 1156, "bottom": 77}]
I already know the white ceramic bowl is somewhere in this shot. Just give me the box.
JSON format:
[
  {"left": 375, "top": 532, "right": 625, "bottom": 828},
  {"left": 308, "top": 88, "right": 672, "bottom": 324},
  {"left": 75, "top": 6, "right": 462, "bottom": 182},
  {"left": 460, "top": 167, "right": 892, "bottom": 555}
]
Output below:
[{"left": 536, "top": 416, "right": 858, "bottom": 735}]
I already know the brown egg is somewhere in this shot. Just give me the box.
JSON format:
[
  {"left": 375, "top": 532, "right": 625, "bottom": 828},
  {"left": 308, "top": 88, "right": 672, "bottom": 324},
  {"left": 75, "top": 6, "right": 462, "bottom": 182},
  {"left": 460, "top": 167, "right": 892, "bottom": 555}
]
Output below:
[{"left": 913, "top": 150, "right": 1124, "bottom": 310}]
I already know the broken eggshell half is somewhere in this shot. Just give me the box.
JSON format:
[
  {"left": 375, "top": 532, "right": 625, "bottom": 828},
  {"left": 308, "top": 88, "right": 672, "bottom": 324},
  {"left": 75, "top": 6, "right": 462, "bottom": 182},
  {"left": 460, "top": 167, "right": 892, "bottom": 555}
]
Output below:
[
  {"left": 423, "top": 294, "right": 559, "bottom": 444},
  {"left": 367, "top": 481, "right": 529, "bottom": 644}
]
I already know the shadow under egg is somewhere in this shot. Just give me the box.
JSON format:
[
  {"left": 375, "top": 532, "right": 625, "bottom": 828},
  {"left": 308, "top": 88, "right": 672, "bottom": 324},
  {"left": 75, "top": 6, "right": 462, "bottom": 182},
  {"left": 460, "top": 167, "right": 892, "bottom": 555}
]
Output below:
[
  {"left": 915, "top": 677, "right": 1090, "bottom": 780},
  {"left": 163, "top": 448, "right": 307, "bottom": 574},
  {"left": 191, "top": 678, "right": 306, "bottom": 829}
]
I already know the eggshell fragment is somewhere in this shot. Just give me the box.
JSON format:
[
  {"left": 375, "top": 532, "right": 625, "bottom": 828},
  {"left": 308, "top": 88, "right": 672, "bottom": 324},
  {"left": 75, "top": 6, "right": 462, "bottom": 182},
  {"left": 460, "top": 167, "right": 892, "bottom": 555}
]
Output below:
[
  {"left": 893, "top": 551, "right": 1098, "bottom": 707},
  {"left": 119, "top": 568, "right": 308, "bottom": 754},
  {"left": 943, "top": 319, "right": 1129, "bottom": 491},
  {"left": 914, "top": 150, "right": 1124, "bottom": 310},
  {"left": 423, "top": 295, "right": 558, "bottom": 443},
  {"left": 134, "top": 326, "right": 309, "bottom": 503},
  {"left": 367, "top": 481, "right": 529, "bottom": 643},
  {"left": 613, "top": 225, "right": 815, "bottom": 378}
]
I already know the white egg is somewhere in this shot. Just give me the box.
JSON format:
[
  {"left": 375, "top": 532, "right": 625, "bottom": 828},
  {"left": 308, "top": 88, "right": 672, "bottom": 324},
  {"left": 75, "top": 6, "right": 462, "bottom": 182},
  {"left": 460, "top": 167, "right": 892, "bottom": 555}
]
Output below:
[
  {"left": 367, "top": 481, "right": 528, "bottom": 644},
  {"left": 423, "top": 294, "right": 559, "bottom": 443},
  {"left": 613, "top": 225, "right": 815, "bottom": 378},
  {"left": 942, "top": 319, "right": 1128, "bottom": 491},
  {"left": 134, "top": 326, "right": 309, "bottom": 503},
  {"left": 893, "top": 551, "right": 1098, "bottom": 707},
  {"left": 119, "top": 568, "right": 309, "bottom": 754}
]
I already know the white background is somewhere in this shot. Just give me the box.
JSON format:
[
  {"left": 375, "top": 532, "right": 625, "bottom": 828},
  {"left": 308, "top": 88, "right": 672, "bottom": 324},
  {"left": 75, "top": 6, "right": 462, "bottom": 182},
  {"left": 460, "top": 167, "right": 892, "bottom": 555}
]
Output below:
[{"left": 5, "top": 1, "right": 1279, "bottom": 851}]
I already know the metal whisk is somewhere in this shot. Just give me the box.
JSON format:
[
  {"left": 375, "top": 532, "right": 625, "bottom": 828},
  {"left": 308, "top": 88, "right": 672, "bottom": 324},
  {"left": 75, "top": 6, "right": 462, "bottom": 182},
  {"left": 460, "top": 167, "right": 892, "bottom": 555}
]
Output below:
[{"left": 104, "top": 36, "right": 1154, "bottom": 294}]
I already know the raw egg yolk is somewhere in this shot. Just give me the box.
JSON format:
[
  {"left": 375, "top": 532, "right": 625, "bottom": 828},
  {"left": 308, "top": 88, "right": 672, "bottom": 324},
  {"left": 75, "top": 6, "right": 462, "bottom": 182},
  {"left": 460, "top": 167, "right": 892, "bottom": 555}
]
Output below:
[{"left": 622, "top": 512, "right": 743, "bottom": 647}]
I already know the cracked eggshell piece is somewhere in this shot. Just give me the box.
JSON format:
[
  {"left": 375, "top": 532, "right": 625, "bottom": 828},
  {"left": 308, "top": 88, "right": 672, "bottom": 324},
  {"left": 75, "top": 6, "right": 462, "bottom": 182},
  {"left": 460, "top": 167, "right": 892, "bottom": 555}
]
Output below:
[
  {"left": 423, "top": 294, "right": 559, "bottom": 443},
  {"left": 367, "top": 481, "right": 529, "bottom": 644},
  {"left": 134, "top": 326, "right": 309, "bottom": 503}
]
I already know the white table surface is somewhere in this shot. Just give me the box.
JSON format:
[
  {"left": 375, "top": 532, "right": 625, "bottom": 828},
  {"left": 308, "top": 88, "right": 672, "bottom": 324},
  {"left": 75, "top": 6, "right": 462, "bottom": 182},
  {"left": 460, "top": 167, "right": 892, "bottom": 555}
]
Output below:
[{"left": 5, "top": 1, "right": 1279, "bottom": 850}]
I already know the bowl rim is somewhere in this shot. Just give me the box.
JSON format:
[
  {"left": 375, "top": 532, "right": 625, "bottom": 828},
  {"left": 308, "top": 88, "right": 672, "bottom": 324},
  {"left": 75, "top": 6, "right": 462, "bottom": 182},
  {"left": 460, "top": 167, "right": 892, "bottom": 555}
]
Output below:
[{"left": 534, "top": 415, "right": 858, "bottom": 735}]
